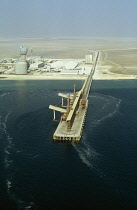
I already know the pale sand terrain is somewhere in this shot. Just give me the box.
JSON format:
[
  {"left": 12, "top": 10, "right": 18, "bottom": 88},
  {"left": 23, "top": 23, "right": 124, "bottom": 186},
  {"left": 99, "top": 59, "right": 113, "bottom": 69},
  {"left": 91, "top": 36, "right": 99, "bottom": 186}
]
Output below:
[
  {"left": 93, "top": 50, "right": 137, "bottom": 80},
  {"left": 0, "top": 74, "right": 86, "bottom": 80},
  {"left": 0, "top": 37, "right": 137, "bottom": 80}
]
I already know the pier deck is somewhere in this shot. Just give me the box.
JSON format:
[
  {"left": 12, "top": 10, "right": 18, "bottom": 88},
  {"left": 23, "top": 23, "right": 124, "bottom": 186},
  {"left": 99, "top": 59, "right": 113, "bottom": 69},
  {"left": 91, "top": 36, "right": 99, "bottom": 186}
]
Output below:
[
  {"left": 49, "top": 52, "right": 99, "bottom": 142},
  {"left": 53, "top": 101, "right": 88, "bottom": 141}
]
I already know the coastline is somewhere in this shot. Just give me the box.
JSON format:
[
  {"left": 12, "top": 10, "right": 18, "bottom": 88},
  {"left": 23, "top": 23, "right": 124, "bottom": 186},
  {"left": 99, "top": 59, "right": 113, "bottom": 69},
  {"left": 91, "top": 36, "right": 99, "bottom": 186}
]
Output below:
[
  {"left": 0, "top": 74, "right": 86, "bottom": 80},
  {"left": 0, "top": 73, "right": 137, "bottom": 80}
]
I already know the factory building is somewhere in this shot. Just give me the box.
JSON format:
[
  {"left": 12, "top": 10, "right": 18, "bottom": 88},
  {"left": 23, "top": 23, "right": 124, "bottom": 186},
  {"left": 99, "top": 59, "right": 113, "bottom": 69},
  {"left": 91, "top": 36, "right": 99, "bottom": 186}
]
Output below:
[
  {"left": 85, "top": 54, "right": 93, "bottom": 64},
  {"left": 29, "top": 62, "right": 45, "bottom": 70},
  {"left": 0, "top": 50, "right": 93, "bottom": 76},
  {"left": 60, "top": 69, "right": 80, "bottom": 75},
  {"left": 64, "top": 61, "right": 78, "bottom": 70},
  {"left": 50, "top": 61, "right": 64, "bottom": 69},
  {"left": 82, "top": 66, "right": 92, "bottom": 75}
]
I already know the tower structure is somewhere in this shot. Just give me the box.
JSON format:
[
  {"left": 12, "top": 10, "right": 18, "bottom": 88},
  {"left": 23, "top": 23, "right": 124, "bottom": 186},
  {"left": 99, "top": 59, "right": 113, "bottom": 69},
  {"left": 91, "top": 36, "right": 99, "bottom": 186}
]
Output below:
[{"left": 15, "top": 47, "right": 28, "bottom": 74}]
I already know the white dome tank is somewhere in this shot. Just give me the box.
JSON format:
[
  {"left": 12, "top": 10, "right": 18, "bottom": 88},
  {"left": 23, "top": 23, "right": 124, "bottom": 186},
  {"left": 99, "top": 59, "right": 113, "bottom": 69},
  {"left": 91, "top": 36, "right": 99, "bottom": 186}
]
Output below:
[{"left": 20, "top": 47, "right": 28, "bottom": 55}]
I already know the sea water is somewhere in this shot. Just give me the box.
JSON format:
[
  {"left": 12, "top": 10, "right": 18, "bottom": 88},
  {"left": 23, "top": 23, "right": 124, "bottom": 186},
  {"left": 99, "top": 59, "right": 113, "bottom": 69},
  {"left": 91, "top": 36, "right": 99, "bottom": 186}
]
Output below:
[{"left": 0, "top": 80, "right": 137, "bottom": 209}]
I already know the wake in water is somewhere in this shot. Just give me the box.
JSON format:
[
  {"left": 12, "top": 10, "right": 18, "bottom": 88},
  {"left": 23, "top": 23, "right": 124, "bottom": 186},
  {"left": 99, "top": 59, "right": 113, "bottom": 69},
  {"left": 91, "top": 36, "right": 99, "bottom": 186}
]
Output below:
[
  {"left": 72, "top": 134, "right": 101, "bottom": 168},
  {"left": 0, "top": 90, "right": 58, "bottom": 209},
  {"left": 2, "top": 112, "right": 34, "bottom": 209},
  {"left": 72, "top": 135, "right": 105, "bottom": 178},
  {"left": 0, "top": 92, "right": 35, "bottom": 209},
  {"left": 88, "top": 93, "right": 121, "bottom": 127},
  {"left": 0, "top": 90, "right": 122, "bottom": 207},
  {"left": 72, "top": 93, "right": 121, "bottom": 177}
]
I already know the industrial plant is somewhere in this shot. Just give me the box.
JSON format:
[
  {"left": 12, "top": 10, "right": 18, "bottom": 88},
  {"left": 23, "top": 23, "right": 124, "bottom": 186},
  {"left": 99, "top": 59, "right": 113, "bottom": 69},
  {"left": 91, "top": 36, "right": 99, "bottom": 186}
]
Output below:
[{"left": 0, "top": 47, "right": 97, "bottom": 77}]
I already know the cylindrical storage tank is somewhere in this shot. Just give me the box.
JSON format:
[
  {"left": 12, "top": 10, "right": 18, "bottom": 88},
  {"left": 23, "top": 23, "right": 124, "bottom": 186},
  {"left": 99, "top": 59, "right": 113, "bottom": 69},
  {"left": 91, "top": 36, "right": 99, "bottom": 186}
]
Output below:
[
  {"left": 15, "top": 61, "right": 27, "bottom": 74},
  {"left": 85, "top": 55, "right": 93, "bottom": 64}
]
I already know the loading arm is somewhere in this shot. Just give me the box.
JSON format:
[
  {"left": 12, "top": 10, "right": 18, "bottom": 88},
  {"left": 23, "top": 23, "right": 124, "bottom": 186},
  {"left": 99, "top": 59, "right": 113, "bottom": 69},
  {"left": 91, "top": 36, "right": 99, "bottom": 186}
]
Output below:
[
  {"left": 49, "top": 105, "right": 67, "bottom": 113},
  {"left": 58, "top": 93, "right": 73, "bottom": 100}
]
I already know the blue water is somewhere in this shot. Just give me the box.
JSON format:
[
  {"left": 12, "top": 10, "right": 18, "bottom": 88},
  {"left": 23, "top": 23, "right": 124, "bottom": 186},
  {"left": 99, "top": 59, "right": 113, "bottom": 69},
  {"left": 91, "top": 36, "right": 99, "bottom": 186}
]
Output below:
[{"left": 0, "top": 80, "right": 137, "bottom": 209}]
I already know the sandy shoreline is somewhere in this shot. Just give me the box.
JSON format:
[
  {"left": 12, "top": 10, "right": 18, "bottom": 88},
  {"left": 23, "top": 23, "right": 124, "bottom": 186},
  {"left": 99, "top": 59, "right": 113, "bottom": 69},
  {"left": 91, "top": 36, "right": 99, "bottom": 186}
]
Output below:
[
  {"left": 0, "top": 74, "right": 86, "bottom": 80},
  {"left": 0, "top": 73, "right": 137, "bottom": 81}
]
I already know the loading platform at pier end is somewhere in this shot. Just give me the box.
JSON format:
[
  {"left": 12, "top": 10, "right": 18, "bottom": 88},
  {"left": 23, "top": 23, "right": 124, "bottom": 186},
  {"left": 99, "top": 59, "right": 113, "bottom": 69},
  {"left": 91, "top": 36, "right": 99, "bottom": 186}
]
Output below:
[{"left": 49, "top": 52, "right": 99, "bottom": 142}]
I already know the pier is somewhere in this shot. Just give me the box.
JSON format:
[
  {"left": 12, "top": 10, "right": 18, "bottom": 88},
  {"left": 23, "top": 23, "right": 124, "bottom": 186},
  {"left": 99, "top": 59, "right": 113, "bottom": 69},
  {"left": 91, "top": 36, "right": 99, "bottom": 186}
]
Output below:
[{"left": 49, "top": 52, "right": 99, "bottom": 141}]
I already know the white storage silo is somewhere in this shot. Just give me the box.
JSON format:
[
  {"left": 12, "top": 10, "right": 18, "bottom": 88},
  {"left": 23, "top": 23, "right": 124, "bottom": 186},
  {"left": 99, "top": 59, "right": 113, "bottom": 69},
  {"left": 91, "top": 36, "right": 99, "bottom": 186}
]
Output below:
[
  {"left": 85, "top": 54, "right": 93, "bottom": 64},
  {"left": 15, "top": 47, "right": 28, "bottom": 75}
]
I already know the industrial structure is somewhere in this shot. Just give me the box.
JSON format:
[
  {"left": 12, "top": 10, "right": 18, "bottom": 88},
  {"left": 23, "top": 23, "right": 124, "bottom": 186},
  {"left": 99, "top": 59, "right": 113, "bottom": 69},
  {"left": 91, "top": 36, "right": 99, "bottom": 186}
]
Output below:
[
  {"left": 49, "top": 52, "right": 99, "bottom": 142},
  {"left": 85, "top": 54, "right": 93, "bottom": 64},
  {"left": 15, "top": 47, "right": 28, "bottom": 74},
  {"left": 0, "top": 49, "right": 96, "bottom": 76}
]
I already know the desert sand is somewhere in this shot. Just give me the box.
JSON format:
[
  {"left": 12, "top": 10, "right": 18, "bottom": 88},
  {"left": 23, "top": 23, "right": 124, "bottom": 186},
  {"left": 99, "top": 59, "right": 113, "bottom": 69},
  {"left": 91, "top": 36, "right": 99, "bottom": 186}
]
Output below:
[{"left": 0, "top": 37, "right": 137, "bottom": 80}]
